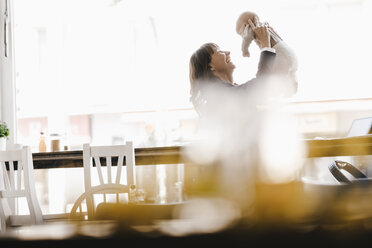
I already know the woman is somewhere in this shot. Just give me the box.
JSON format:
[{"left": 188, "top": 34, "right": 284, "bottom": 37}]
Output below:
[
  {"left": 186, "top": 21, "right": 300, "bottom": 208},
  {"left": 189, "top": 20, "right": 290, "bottom": 118}
]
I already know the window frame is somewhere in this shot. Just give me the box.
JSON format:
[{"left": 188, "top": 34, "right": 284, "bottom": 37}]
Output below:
[{"left": 0, "top": 0, "right": 17, "bottom": 148}]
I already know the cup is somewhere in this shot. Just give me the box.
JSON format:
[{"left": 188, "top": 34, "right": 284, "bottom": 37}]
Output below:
[{"left": 50, "top": 133, "right": 61, "bottom": 152}]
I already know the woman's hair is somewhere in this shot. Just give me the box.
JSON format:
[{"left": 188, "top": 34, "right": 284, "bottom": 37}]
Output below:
[
  {"left": 189, "top": 43, "right": 219, "bottom": 92},
  {"left": 189, "top": 43, "right": 222, "bottom": 114}
]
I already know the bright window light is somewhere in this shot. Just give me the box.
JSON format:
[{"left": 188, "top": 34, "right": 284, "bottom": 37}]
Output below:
[{"left": 12, "top": 0, "right": 372, "bottom": 149}]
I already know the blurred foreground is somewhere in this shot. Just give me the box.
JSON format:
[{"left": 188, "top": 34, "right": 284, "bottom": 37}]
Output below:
[{"left": 5, "top": 180, "right": 372, "bottom": 247}]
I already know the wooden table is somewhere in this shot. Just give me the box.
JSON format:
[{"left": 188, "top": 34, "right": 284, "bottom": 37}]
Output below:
[
  {"left": 31, "top": 135, "right": 372, "bottom": 169},
  {"left": 305, "top": 135, "right": 372, "bottom": 157},
  {"left": 32, "top": 146, "right": 183, "bottom": 169}
]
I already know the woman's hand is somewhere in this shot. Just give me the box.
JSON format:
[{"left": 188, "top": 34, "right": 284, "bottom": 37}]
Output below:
[{"left": 248, "top": 19, "right": 270, "bottom": 49}]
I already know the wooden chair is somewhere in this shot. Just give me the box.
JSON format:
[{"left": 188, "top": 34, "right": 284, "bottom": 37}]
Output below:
[
  {"left": 69, "top": 142, "right": 136, "bottom": 220},
  {"left": 0, "top": 146, "right": 43, "bottom": 232}
]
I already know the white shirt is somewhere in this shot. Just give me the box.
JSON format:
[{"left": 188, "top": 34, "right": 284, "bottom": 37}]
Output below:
[{"left": 261, "top": 47, "right": 276, "bottom": 53}]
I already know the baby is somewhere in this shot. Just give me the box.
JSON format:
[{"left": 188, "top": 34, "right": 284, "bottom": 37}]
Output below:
[{"left": 236, "top": 11, "right": 298, "bottom": 96}]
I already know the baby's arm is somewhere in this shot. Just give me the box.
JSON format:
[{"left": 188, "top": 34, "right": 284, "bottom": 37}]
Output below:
[{"left": 241, "top": 24, "right": 255, "bottom": 57}]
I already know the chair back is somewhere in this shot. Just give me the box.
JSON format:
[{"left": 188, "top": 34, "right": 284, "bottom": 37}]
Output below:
[
  {"left": 74, "top": 142, "right": 136, "bottom": 219},
  {"left": 83, "top": 141, "right": 136, "bottom": 190},
  {"left": 0, "top": 146, "right": 43, "bottom": 230}
]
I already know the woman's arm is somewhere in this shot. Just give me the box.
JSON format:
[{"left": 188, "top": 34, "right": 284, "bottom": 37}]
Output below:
[
  {"left": 235, "top": 50, "right": 276, "bottom": 96},
  {"left": 246, "top": 19, "right": 277, "bottom": 77},
  {"left": 268, "top": 25, "right": 283, "bottom": 47},
  {"left": 256, "top": 50, "right": 276, "bottom": 77}
]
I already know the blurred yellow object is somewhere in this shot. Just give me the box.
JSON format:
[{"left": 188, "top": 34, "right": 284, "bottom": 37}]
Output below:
[{"left": 95, "top": 202, "right": 181, "bottom": 225}]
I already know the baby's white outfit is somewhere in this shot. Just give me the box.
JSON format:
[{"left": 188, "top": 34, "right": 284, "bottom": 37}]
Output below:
[
  {"left": 241, "top": 24, "right": 298, "bottom": 75},
  {"left": 241, "top": 24, "right": 298, "bottom": 97}
]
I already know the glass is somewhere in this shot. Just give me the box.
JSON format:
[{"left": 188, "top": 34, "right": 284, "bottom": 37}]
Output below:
[{"left": 50, "top": 133, "right": 61, "bottom": 152}]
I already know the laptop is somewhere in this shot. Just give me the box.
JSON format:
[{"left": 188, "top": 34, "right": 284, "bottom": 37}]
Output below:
[{"left": 346, "top": 117, "right": 372, "bottom": 137}]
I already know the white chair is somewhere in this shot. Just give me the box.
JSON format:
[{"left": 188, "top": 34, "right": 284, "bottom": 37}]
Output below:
[
  {"left": 0, "top": 146, "right": 43, "bottom": 232},
  {"left": 70, "top": 142, "right": 136, "bottom": 220}
]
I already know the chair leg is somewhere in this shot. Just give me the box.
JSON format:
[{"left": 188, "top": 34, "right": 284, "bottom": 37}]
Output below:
[
  {"left": 86, "top": 194, "right": 95, "bottom": 220},
  {"left": 0, "top": 206, "right": 7, "bottom": 232},
  {"left": 26, "top": 195, "right": 43, "bottom": 224},
  {"left": 0, "top": 198, "right": 12, "bottom": 232}
]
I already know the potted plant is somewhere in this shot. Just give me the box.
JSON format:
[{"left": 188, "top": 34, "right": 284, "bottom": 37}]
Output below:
[{"left": 0, "top": 121, "right": 9, "bottom": 151}]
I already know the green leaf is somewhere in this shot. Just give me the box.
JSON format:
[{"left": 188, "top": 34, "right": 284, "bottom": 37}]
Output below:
[{"left": 0, "top": 121, "right": 10, "bottom": 138}]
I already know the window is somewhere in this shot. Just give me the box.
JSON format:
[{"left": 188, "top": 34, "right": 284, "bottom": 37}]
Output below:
[
  {"left": 3, "top": 0, "right": 372, "bottom": 216},
  {"left": 7, "top": 0, "right": 372, "bottom": 150}
]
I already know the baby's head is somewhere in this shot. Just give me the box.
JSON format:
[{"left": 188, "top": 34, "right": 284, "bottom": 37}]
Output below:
[{"left": 235, "top": 11, "right": 259, "bottom": 36}]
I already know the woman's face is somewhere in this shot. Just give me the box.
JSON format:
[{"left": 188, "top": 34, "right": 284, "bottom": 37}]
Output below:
[{"left": 209, "top": 46, "right": 235, "bottom": 74}]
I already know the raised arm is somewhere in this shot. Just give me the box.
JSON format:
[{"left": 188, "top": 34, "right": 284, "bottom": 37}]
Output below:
[
  {"left": 246, "top": 19, "right": 277, "bottom": 77},
  {"left": 256, "top": 50, "right": 276, "bottom": 77}
]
